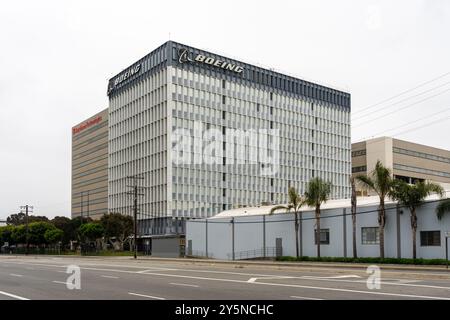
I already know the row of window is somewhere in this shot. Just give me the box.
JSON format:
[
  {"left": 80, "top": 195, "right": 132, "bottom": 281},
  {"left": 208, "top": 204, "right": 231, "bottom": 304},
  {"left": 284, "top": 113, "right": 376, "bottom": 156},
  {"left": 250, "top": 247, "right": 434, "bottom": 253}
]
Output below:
[
  {"left": 393, "top": 147, "right": 450, "bottom": 164},
  {"left": 316, "top": 228, "right": 442, "bottom": 246}
]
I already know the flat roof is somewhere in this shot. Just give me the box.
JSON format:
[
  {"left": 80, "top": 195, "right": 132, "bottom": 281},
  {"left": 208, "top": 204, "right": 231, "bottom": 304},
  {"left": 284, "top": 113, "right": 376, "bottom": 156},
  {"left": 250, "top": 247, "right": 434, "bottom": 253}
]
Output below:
[{"left": 210, "top": 191, "right": 450, "bottom": 219}]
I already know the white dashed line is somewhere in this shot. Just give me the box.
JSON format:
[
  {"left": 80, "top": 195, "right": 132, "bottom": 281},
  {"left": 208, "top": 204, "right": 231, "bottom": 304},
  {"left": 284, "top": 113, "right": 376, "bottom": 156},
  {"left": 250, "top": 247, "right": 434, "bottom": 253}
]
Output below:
[
  {"left": 170, "top": 282, "right": 199, "bottom": 288},
  {"left": 128, "top": 292, "right": 165, "bottom": 300},
  {"left": 0, "top": 290, "right": 29, "bottom": 300}
]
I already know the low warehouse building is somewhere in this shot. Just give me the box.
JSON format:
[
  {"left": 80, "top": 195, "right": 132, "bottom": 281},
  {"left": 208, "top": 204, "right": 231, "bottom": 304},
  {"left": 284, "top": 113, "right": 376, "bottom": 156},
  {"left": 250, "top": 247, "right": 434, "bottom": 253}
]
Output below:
[{"left": 186, "top": 193, "right": 450, "bottom": 260}]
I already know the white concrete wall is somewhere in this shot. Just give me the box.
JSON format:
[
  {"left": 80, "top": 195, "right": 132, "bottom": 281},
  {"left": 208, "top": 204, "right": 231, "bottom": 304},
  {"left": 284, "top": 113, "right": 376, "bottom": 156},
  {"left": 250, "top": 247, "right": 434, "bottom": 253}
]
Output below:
[{"left": 186, "top": 199, "right": 450, "bottom": 260}]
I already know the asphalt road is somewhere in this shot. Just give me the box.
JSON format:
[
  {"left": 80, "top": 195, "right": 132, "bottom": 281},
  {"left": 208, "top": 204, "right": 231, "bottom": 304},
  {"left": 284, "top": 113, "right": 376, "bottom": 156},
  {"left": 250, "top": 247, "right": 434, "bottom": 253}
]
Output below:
[{"left": 0, "top": 255, "right": 449, "bottom": 300}]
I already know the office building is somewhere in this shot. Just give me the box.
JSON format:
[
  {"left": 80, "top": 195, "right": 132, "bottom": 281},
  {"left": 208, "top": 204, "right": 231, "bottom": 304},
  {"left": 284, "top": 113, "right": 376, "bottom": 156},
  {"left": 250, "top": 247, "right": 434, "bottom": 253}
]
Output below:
[
  {"left": 352, "top": 137, "right": 450, "bottom": 195},
  {"left": 107, "top": 41, "right": 351, "bottom": 237},
  {"left": 71, "top": 108, "right": 109, "bottom": 219}
]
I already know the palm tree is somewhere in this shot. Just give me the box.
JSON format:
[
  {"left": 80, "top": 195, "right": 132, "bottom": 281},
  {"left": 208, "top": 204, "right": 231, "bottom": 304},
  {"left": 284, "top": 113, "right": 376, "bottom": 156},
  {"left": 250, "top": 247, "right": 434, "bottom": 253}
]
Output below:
[
  {"left": 436, "top": 198, "right": 450, "bottom": 220},
  {"left": 356, "top": 160, "right": 393, "bottom": 259},
  {"left": 270, "top": 187, "right": 304, "bottom": 258},
  {"left": 390, "top": 180, "right": 444, "bottom": 259},
  {"left": 350, "top": 176, "right": 357, "bottom": 258},
  {"left": 304, "top": 177, "right": 332, "bottom": 258}
]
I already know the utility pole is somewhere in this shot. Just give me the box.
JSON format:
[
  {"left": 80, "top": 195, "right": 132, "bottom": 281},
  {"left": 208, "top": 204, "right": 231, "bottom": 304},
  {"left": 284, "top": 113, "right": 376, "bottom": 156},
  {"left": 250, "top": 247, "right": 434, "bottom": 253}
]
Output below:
[
  {"left": 87, "top": 190, "right": 90, "bottom": 219},
  {"left": 126, "top": 175, "right": 145, "bottom": 259},
  {"left": 20, "top": 205, "right": 33, "bottom": 255},
  {"left": 80, "top": 191, "right": 84, "bottom": 224}
]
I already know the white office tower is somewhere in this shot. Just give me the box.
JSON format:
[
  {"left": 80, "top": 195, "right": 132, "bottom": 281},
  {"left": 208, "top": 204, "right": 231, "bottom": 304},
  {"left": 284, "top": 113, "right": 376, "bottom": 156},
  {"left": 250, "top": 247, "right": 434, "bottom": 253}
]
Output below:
[{"left": 107, "top": 41, "right": 351, "bottom": 236}]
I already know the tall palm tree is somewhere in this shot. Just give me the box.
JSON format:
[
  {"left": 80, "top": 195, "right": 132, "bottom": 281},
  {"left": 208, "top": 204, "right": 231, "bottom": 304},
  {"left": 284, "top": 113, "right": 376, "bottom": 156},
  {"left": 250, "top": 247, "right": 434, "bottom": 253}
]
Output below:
[
  {"left": 436, "top": 198, "right": 450, "bottom": 220},
  {"left": 304, "top": 177, "right": 332, "bottom": 258},
  {"left": 350, "top": 176, "right": 357, "bottom": 258},
  {"left": 390, "top": 180, "right": 444, "bottom": 259},
  {"left": 270, "top": 187, "right": 304, "bottom": 258},
  {"left": 356, "top": 160, "right": 393, "bottom": 259}
]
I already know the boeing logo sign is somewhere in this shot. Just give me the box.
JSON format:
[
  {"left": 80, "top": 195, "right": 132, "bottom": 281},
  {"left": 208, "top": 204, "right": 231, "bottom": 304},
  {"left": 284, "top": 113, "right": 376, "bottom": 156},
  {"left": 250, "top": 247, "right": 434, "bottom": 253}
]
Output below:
[
  {"left": 108, "top": 63, "right": 141, "bottom": 94},
  {"left": 178, "top": 48, "right": 244, "bottom": 74}
]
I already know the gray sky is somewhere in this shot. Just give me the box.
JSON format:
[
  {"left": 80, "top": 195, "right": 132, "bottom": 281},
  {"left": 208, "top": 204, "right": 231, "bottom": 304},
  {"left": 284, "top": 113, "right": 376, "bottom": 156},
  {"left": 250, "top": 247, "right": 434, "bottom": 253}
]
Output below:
[{"left": 1, "top": 0, "right": 449, "bottom": 220}]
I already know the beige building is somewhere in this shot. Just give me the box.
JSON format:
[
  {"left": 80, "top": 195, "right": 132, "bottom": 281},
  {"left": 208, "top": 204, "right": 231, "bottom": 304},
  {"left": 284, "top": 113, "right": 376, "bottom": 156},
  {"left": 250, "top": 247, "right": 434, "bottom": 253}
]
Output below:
[
  {"left": 71, "top": 108, "right": 108, "bottom": 219},
  {"left": 352, "top": 137, "right": 450, "bottom": 195}
]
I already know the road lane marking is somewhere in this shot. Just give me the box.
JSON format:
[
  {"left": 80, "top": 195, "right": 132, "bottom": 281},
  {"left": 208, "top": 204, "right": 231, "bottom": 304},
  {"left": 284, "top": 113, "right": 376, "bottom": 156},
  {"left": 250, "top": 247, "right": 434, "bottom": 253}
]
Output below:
[
  {"left": 128, "top": 292, "right": 165, "bottom": 300},
  {"left": 9, "top": 274, "right": 23, "bottom": 277},
  {"left": 302, "top": 275, "right": 362, "bottom": 279},
  {"left": 248, "top": 276, "right": 294, "bottom": 283},
  {"left": 0, "top": 290, "right": 29, "bottom": 300},
  {"left": 3, "top": 260, "right": 450, "bottom": 295},
  {"left": 52, "top": 281, "right": 69, "bottom": 285},
  {"left": 3, "top": 258, "right": 450, "bottom": 278},
  {"left": 124, "top": 271, "right": 450, "bottom": 300},
  {"left": 291, "top": 295, "right": 324, "bottom": 300},
  {"left": 170, "top": 282, "right": 200, "bottom": 288},
  {"left": 101, "top": 275, "right": 119, "bottom": 279}
]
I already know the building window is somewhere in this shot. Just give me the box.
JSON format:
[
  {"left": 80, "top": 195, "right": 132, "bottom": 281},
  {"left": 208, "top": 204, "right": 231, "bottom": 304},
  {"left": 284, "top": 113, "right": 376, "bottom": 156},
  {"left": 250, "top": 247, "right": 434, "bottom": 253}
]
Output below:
[
  {"left": 315, "top": 117, "right": 318, "bottom": 125},
  {"left": 311, "top": 130, "right": 314, "bottom": 138},
  {"left": 311, "top": 103, "right": 314, "bottom": 111},
  {"left": 352, "top": 166, "right": 367, "bottom": 173},
  {"left": 314, "top": 229, "right": 330, "bottom": 245},
  {"left": 222, "top": 173, "right": 226, "bottom": 182},
  {"left": 223, "top": 188, "right": 226, "bottom": 197},
  {"left": 270, "top": 193, "right": 274, "bottom": 202},
  {"left": 222, "top": 204, "right": 227, "bottom": 211},
  {"left": 352, "top": 150, "right": 366, "bottom": 157},
  {"left": 223, "top": 141, "right": 226, "bottom": 151},
  {"left": 222, "top": 126, "right": 226, "bottom": 135},
  {"left": 257, "top": 103, "right": 260, "bottom": 112},
  {"left": 270, "top": 106, "right": 273, "bottom": 115},
  {"left": 222, "top": 157, "right": 226, "bottom": 165},
  {"left": 311, "top": 143, "right": 314, "bottom": 151},
  {"left": 270, "top": 178, "right": 274, "bottom": 187},
  {"left": 362, "top": 227, "right": 379, "bottom": 245},
  {"left": 270, "top": 121, "right": 273, "bottom": 129},
  {"left": 222, "top": 79, "right": 226, "bottom": 89},
  {"left": 222, "top": 111, "right": 226, "bottom": 120},
  {"left": 312, "top": 170, "right": 315, "bottom": 178},
  {"left": 270, "top": 92, "right": 273, "bottom": 101},
  {"left": 222, "top": 95, "right": 226, "bottom": 104},
  {"left": 420, "top": 231, "right": 441, "bottom": 246},
  {"left": 312, "top": 156, "right": 315, "bottom": 165},
  {"left": 206, "top": 123, "right": 211, "bottom": 130}
]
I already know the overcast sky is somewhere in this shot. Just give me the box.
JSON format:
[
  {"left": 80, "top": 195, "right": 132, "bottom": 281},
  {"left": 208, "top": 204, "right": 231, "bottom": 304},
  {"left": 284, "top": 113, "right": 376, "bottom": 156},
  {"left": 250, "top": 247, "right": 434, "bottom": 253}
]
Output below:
[{"left": 1, "top": 0, "right": 449, "bottom": 220}]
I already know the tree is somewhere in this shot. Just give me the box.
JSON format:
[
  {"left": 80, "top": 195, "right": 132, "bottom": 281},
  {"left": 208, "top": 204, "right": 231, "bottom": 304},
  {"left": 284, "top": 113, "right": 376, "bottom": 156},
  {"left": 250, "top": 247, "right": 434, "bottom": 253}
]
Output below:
[
  {"left": 436, "top": 199, "right": 450, "bottom": 220},
  {"left": 270, "top": 187, "right": 304, "bottom": 258},
  {"left": 6, "top": 213, "right": 48, "bottom": 226},
  {"left": 100, "top": 213, "right": 134, "bottom": 251},
  {"left": 51, "top": 216, "right": 73, "bottom": 245},
  {"left": 350, "top": 176, "right": 357, "bottom": 258},
  {"left": 28, "top": 222, "right": 56, "bottom": 246},
  {"left": 44, "top": 228, "right": 64, "bottom": 244},
  {"left": 11, "top": 225, "right": 26, "bottom": 244},
  {"left": 70, "top": 216, "right": 93, "bottom": 242},
  {"left": 390, "top": 180, "right": 444, "bottom": 259},
  {"left": 0, "top": 225, "right": 14, "bottom": 245},
  {"left": 78, "top": 223, "right": 104, "bottom": 243},
  {"left": 304, "top": 177, "right": 332, "bottom": 258},
  {"left": 356, "top": 160, "right": 393, "bottom": 259}
]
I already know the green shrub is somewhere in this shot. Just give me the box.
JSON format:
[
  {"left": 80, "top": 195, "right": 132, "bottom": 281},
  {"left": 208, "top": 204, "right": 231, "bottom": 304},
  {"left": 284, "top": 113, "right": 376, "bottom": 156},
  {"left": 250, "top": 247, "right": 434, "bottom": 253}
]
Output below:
[{"left": 276, "top": 256, "right": 449, "bottom": 265}]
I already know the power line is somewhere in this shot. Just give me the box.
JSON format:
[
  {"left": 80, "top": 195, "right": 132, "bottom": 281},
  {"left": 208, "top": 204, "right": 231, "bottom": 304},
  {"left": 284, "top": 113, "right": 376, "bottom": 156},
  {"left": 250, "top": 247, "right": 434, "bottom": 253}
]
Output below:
[
  {"left": 364, "top": 107, "right": 450, "bottom": 138},
  {"left": 353, "top": 86, "right": 450, "bottom": 128},
  {"left": 353, "top": 80, "right": 450, "bottom": 121},
  {"left": 352, "top": 71, "right": 450, "bottom": 116}
]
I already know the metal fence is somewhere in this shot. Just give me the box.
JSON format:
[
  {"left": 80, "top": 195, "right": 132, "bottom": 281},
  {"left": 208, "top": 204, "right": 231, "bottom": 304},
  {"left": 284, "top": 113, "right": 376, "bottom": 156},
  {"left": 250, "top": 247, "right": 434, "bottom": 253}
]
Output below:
[{"left": 226, "top": 247, "right": 280, "bottom": 260}]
